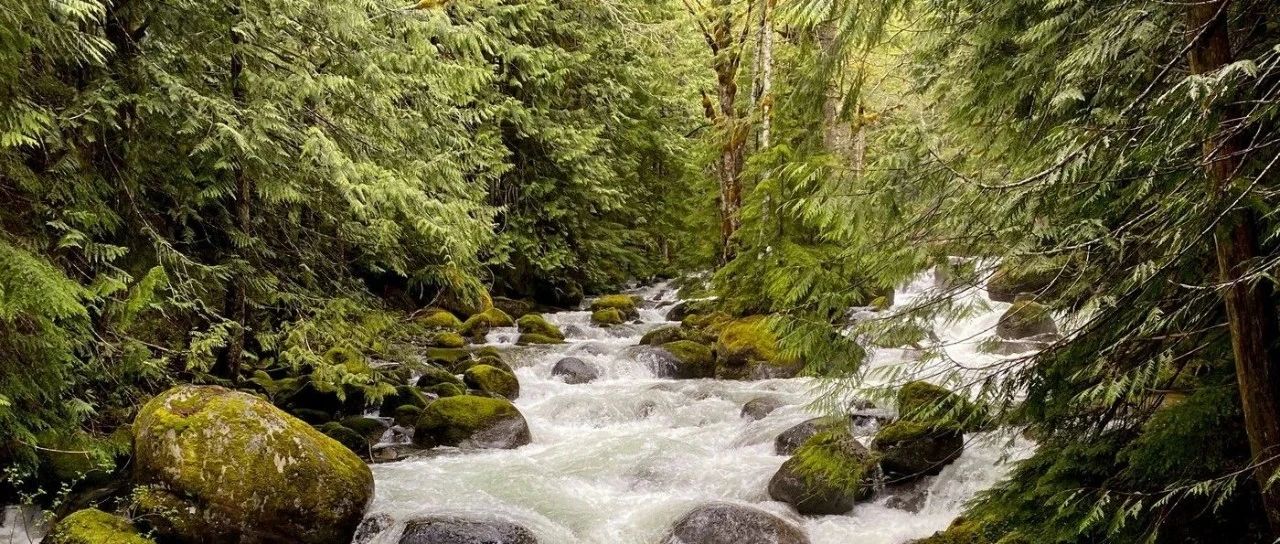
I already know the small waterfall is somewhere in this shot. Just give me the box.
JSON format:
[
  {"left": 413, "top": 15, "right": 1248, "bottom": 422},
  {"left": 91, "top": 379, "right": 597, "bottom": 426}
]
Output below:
[{"left": 364, "top": 277, "right": 1034, "bottom": 544}]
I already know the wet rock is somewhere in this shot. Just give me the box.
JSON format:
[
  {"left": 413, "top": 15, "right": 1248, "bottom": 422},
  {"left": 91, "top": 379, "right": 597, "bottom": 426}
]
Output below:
[
  {"left": 883, "top": 477, "right": 934, "bottom": 513},
  {"left": 463, "top": 365, "right": 519, "bottom": 400},
  {"left": 665, "top": 298, "right": 718, "bottom": 322},
  {"left": 379, "top": 385, "right": 430, "bottom": 417},
  {"left": 660, "top": 502, "right": 808, "bottom": 544},
  {"left": 660, "top": 340, "right": 715, "bottom": 379},
  {"left": 562, "top": 325, "right": 588, "bottom": 338},
  {"left": 625, "top": 345, "right": 683, "bottom": 378},
  {"left": 459, "top": 308, "right": 515, "bottom": 341},
  {"left": 493, "top": 297, "right": 535, "bottom": 319},
  {"left": 516, "top": 313, "right": 565, "bottom": 341},
  {"left": 849, "top": 408, "right": 894, "bottom": 430},
  {"left": 640, "top": 325, "right": 686, "bottom": 346},
  {"left": 591, "top": 307, "right": 626, "bottom": 327},
  {"left": 413, "top": 395, "right": 532, "bottom": 449},
  {"left": 983, "top": 332, "right": 1061, "bottom": 355},
  {"left": 775, "top": 417, "right": 846, "bottom": 456},
  {"left": 416, "top": 365, "right": 466, "bottom": 389},
  {"left": 517, "top": 333, "right": 564, "bottom": 345},
  {"left": 995, "top": 299, "right": 1057, "bottom": 340},
  {"left": 551, "top": 357, "right": 599, "bottom": 384},
  {"left": 353, "top": 513, "right": 394, "bottom": 544},
  {"left": 398, "top": 516, "right": 537, "bottom": 544},
  {"left": 740, "top": 397, "right": 785, "bottom": 421},
  {"left": 319, "top": 421, "right": 372, "bottom": 457},
  {"left": 768, "top": 432, "right": 879, "bottom": 515},
  {"left": 131, "top": 385, "right": 373, "bottom": 544},
  {"left": 590, "top": 294, "right": 641, "bottom": 320},
  {"left": 872, "top": 421, "right": 963, "bottom": 480},
  {"left": 987, "top": 260, "right": 1065, "bottom": 303},
  {"left": 45, "top": 509, "right": 152, "bottom": 544}
]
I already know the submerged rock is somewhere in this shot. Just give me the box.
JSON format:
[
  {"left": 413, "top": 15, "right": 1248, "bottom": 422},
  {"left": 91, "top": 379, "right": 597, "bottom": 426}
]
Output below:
[
  {"left": 740, "top": 397, "right": 785, "bottom": 421},
  {"left": 551, "top": 357, "right": 599, "bottom": 384},
  {"left": 413, "top": 395, "right": 531, "bottom": 449},
  {"left": 398, "top": 516, "right": 538, "bottom": 544},
  {"left": 131, "top": 385, "right": 373, "bottom": 544},
  {"left": 768, "top": 431, "right": 879, "bottom": 515},
  {"left": 661, "top": 502, "right": 809, "bottom": 544},
  {"left": 45, "top": 509, "right": 153, "bottom": 544}
]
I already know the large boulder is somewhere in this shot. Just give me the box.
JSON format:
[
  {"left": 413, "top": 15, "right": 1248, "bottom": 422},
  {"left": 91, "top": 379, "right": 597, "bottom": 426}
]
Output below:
[
  {"left": 416, "top": 308, "right": 462, "bottom": 330},
  {"left": 493, "top": 297, "right": 535, "bottom": 319},
  {"left": 775, "top": 417, "right": 845, "bottom": 456},
  {"left": 416, "top": 365, "right": 466, "bottom": 390},
  {"left": 459, "top": 308, "right": 515, "bottom": 340},
  {"left": 516, "top": 313, "right": 564, "bottom": 341},
  {"left": 740, "top": 397, "right": 785, "bottom": 421},
  {"left": 872, "top": 421, "right": 963, "bottom": 479},
  {"left": 768, "top": 431, "right": 879, "bottom": 515},
  {"left": 551, "top": 357, "right": 599, "bottom": 384},
  {"left": 986, "top": 260, "right": 1065, "bottom": 303},
  {"left": 413, "top": 395, "right": 532, "bottom": 449},
  {"left": 665, "top": 298, "right": 719, "bottom": 322},
  {"left": 660, "top": 340, "right": 716, "bottom": 379},
  {"left": 590, "top": 294, "right": 640, "bottom": 320},
  {"left": 464, "top": 364, "right": 521, "bottom": 400},
  {"left": 398, "top": 516, "right": 538, "bottom": 544},
  {"left": 995, "top": 300, "right": 1057, "bottom": 340},
  {"left": 660, "top": 502, "right": 809, "bottom": 544},
  {"left": 591, "top": 307, "right": 626, "bottom": 327},
  {"left": 715, "top": 317, "right": 803, "bottom": 380},
  {"left": 45, "top": 509, "right": 153, "bottom": 544},
  {"left": 131, "top": 385, "right": 374, "bottom": 544},
  {"left": 640, "top": 325, "right": 688, "bottom": 346}
]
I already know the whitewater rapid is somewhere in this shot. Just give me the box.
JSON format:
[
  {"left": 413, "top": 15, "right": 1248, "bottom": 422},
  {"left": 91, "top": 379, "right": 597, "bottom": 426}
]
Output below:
[{"left": 364, "top": 270, "right": 1035, "bottom": 544}]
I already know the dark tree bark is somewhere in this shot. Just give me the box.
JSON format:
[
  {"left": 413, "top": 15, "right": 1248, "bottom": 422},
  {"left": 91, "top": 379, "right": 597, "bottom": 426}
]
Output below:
[
  {"left": 1186, "top": 0, "right": 1280, "bottom": 534},
  {"left": 215, "top": 1, "right": 250, "bottom": 382}
]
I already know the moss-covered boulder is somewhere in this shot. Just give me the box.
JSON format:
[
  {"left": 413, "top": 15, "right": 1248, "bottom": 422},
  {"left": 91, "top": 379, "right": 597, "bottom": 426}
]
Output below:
[
  {"left": 907, "top": 517, "right": 1007, "bottom": 544},
  {"left": 516, "top": 333, "right": 564, "bottom": 345},
  {"left": 413, "top": 395, "right": 532, "bottom": 449},
  {"left": 659, "top": 340, "right": 715, "bottom": 379},
  {"left": 422, "top": 382, "right": 466, "bottom": 399},
  {"left": 665, "top": 298, "right": 719, "bottom": 322},
  {"left": 897, "top": 381, "right": 984, "bottom": 430},
  {"left": 591, "top": 307, "right": 625, "bottom": 327},
  {"left": 986, "top": 260, "right": 1065, "bottom": 303},
  {"left": 492, "top": 296, "right": 535, "bottom": 319},
  {"left": 423, "top": 331, "right": 467, "bottom": 348},
  {"left": 463, "top": 364, "right": 520, "bottom": 400},
  {"left": 416, "top": 309, "right": 462, "bottom": 330},
  {"left": 872, "top": 420, "right": 963, "bottom": 479},
  {"left": 416, "top": 365, "right": 466, "bottom": 389},
  {"left": 995, "top": 300, "right": 1057, "bottom": 340},
  {"left": 437, "top": 285, "right": 493, "bottom": 318},
  {"left": 339, "top": 416, "right": 389, "bottom": 444},
  {"left": 641, "top": 325, "right": 706, "bottom": 346},
  {"left": 516, "top": 313, "right": 564, "bottom": 341},
  {"left": 449, "top": 353, "right": 514, "bottom": 375},
  {"left": 131, "top": 385, "right": 374, "bottom": 544},
  {"left": 319, "top": 422, "right": 370, "bottom": 457},
  {"left": 590, "top": 294, "right": 640, "bottom": 320},
  {"left": 775, "top": 417, "right": 846, "bottom": 456},
  {"left": 378, "top": 385, "right": 429, "bottom": 417},
  {"left": 45, "top": 509, "right": 153, "bottom": 544},
  {"left": 715, "top": 317, "right": 803, "bottom": 380},
  {"left": 459, "top": 308, "right": 515, "bottom": 340},
  {"left": 393, "top": 405, "right": 423, "bottom": 427},
  {"left": 681, "top": 311, "right": 734, "bottom": 334},
  {"left": 768, "top": 430, "right": 879, "bottom": 515}
]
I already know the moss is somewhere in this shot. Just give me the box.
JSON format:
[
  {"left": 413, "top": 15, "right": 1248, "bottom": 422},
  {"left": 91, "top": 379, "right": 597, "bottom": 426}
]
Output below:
[
  {"left": 472, "top": 346, "right": 503, "bottom": 359},
  {"left": 660, "top": 340, "right": 715, "bottom": 378},
  {"left": 413, "top": 395, "right": 526, "bottom": 448},
  {"left": 416, "top": 308, "right": 463, "bottom": 330},
  {"left": 416, "top": 365, "right": 465, "bottom": 388},
  {"left": 132, "top": 386, "right": 373, "bottom": 543},
  {"left": 378, "top": 385, "right": 428, "bottom": 417},
  {"left": 590, "top": 294, "right": 640, "bottom": 319},
  {"left": 421, "top": 347, "right": 469, "bottom": 365},
  {"left": 450, "top": 354, "right": 513, "bottom": 374},
  {"left": 516, "top": 313, "right": 564, "bottom": 340},
  {"left": 591, "top": 307, "right": 625, "bottom": 326},
  {"left": 682, "top": 311, "right": 734, "bottom": 334},
  {"left": 46, "top": 508, "right": 153, "bottom": 544},
  {"left": 393, "top": 405, "right": 423, "bottom": 427},
  {"left": 995, "top": 300, "right": 1057, "bottom": 339},
  {"left": 424, "top": 331, "right": 467, "bottom": 348},
  {"left": 318, "top": 422, "right": 369, "bottom": 456},
  {"left": 438, "top": 285, "right": 493, "bottom": 317},
  {"left": 640, "top": 325, "right": 688, "bottom": 346},
  {"left": 715, "top": 316, "right": 797, "bottom": 367},
  {"left": 36, "top": 431, "right": 118, "bottom": 485},
  {"left": 464, "top": 364, "right": 520, "bottom": 400},
  {"left": 459, "top": 308, "right": 515, "bottom": 339},
  {"left": 911, "top": 517, "right": 990, "bottom": 544},
  {"left": 422, "top": 382, "right": 466, "bottom": 398},
  {"left": 517, "top": 332, "right": 564, "bottom": 345},
  {"left": 875, "top": 419, "right": 933, "bottom": 444},
  {"left": 872, "top": 420, "right": 964, "bottom": 478},
  {"left": 492, "top": 296, "right": 534, "bottom": 319}
]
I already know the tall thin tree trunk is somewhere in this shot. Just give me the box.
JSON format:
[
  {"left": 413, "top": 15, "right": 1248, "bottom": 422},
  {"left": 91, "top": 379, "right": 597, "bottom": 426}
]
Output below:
[
  {"left": 216, "top": 2, "right": 250, "bottom": 381},
  {"left": 1187, "top": 1, "right": 1280, "bottom": 534},
  {"left": 758, "top": 0, "right": 773, "bottom": 151},
  {"left": 816, "top": 23, "right": 853, "bottom": 166},
  {"left": 710, "top": 0, "right": 743, "bottom": 264}
]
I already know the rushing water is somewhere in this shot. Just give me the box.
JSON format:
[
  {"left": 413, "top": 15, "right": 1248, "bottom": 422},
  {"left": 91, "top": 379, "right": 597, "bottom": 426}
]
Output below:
[{"left": 365, "top": 269, "right": 1036, "bottom": 544}]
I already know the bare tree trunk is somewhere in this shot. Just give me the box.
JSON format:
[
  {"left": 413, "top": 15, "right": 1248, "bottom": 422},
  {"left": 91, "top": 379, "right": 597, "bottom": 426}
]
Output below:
[
  {"left": 216, "top": 2, "right": 250, "bottom": 382},
  {"left": 1187, "top": 1, "right": 1280, "bottom": 534},
  {"left": 757, "top": 0, "right": 773, "bottom": 151},
  {"left": 816, "top": 23, "right": 853, "bottom": 166}
]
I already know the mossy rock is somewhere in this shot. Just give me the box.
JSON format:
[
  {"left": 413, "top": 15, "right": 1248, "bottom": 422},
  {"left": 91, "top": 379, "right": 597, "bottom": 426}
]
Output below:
[
  {"left": 681, "top": 311, "right": 734, "bottom": 334},
  {"left": 897, "top": 381, "right": 984, "bottom": 430},
  {"left": 415, "top": 365, "right": 465, "bottom": 389},
  {"left": 45, "top": 508, "right": 153, "bottom": 544},
  {"left": 714, "top": 316, "right": 803, "bottom": 380},
  {"left": 132, "top": 385, "right": 374, "bottom": 544},
  {"left": 422, "top": 382, "right": 466, "bottom": 399},
  {"left": 493, "top": 296, "right": 535, "bottom": 319},
  {"left": 472, "top": 346, "right": 504, "bottom": 359},
  {"left": 393, "top": 405, "right": 423, "bottom": 427},
  {"left": 516, "top": 313, "right": 564, "bottom": 340},
  {"left": 768, "top": 429, "right": 879, "bottom": 515},
  {"left": 378, "top": 385, "right": 429, "bottom": 417},
  {"left": 640, "top": 325, "right": 697, "bottom": 346},
  {"left": 437, "top": 285, "right": 493, "bottom": 318},
  {"left": 424, "top": 331, "right": 467, "bottom": 348},
  {"left": 659, "top": 340, "right": 715, "bottom": 379},
  {"left": 463, "top": 364, "right": 520, "bottom": 400},
  {"left": 517, "top": 333, "right": 564, "bottom": 345},
  {"left": 872, "top": 420, "right": 963, "bottom": 480},
  {"left": 591, "top": 307, "right": 625, "bottom": 327},
  {"left": 416, "top": 308, "right": 462, "bottom": 330},
  {"left": 290, "top": 407, "right": 335, "bottom": 425},
  {"left": 338, "top": 416, "right": 389, "bottom": 444},
  {"left": 986, "top": 259, "right": 1067, "bottom": 303},
  {"left": 459, "top": 308, "right": 515, "bottom": 340},
  {"left": 413, "top": 395, "right": 531, "bottom": 449},
  {"left": 665, "top": 298, "right": 719, "bottom": 322},
  {"left": 319, "top": 422, "right": 370, "bottom": 457},
  {"left": 421, "top": 347, "right": 470, "bottom": 366},
  {"left": 590, "top": 294, "right": 640, "bottom": 320},
  {"left": 449, "top": 354, "right": 513, "bottom": 374},
  {"left": 909, "top": 517, "right": 993, "bottom": 544},
  {"left": 995, "top": 300, "right": 1057, "bottom": 340}
]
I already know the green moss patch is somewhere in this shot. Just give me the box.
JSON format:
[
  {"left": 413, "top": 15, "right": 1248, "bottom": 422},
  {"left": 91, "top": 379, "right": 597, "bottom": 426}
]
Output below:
[
  {"left": 46, "top": 509, "right": 153, "bottom": 544},
  {"left": 517, "top": 332, "right": 565, "bottom": 345},
  {"left": 590, "top": 294, "right": 639, "bottom": 319},
  {"left": 516, "top": 313, "right": 564, "bottom": 340},
  {"left": 459, "top": 308, "right": 515, "bottom": 339},
  {"left": 464, "top": 364, "right": 520, "bottom": 399},
  {"left": 591, "top": 307, "right": 625, "bottom": 326},
  {"left": 413, "top": 395, "right": 530, "bottom": 449},
  {"left": 416, "top": 308, "right": 463, "bottom": 330}
]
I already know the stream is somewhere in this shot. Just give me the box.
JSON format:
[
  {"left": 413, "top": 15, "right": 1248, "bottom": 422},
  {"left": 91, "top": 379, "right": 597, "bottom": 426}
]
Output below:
[{"left": 364, "top": 270, "right": 1035, "bottom": 544}]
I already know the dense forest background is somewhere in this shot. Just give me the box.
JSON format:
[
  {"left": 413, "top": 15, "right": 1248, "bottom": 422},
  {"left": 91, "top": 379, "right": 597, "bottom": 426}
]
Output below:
[{"left": 5, "top": 0, "right": 1280, "bottom": 542}]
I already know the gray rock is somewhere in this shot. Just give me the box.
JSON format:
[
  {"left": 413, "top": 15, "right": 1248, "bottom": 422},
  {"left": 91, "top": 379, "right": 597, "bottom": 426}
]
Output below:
[
  {"left": 740, "top": 397, "right": 785, "bottom": 421},
  {"left": 775, "top": 417, "right": 844, "bottom": 456},
  {"left": 660, "top": 503, "right": 808, "bottom": 544},
  {"left": 768, "top": 435, "right": 877, "bottom": 515},
  {"left": 398, "top": 516, "right": 537, "bottom": 544},
  {"left": 551, "top": 357, "right": 600, "bottom": 384},
  {"left": 353, "top": 513, "right": 393, "bottom": 544}
]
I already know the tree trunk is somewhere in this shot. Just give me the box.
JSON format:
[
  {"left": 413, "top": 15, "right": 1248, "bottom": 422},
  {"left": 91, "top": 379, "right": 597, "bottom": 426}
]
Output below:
[
  {"left": 710, "top": 0, "right": 743, "bottom": 264},
  {"left": 215, "top": 2, "right": 250, "bottom": 382},
  {"left": 757, "top": 0, "right": 773, "bottom": 151},
  {"left": 816, "top": 23, "right": 854, "bottom": 167},
  {"left": 1186, "top": 1, "right": 1280, "bottom": 534}
]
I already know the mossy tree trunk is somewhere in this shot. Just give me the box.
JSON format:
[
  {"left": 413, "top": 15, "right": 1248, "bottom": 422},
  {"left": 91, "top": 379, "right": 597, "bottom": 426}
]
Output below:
[{"left": 1186, "top": 0, "right": 1280, "bottom": 535}]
